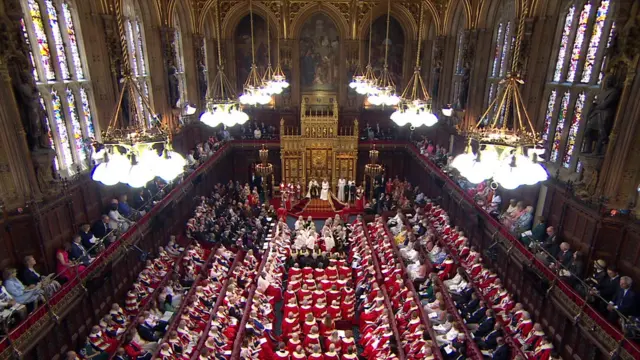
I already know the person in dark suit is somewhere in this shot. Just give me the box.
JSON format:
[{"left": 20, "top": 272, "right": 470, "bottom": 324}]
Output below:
[
  {"left": 486, "top": 337, "right": 510, "bottom": 360},
  {"left": 552, "top": 242, "right": 573, "bottom": 268},
  {"left": 476, "top": 323, "right": 503, "bottom": 350},
  {"left": 92, "top": 215, "right": 112, "bottom": 242},
  {"left": 441, "top": 333, "right": 467, "bottom": 360},
  {"left": 466, "top": 301, "right": 488, "bottom": 324},
  {"left": 592, "top": 267, "right": 621, "bottom": 313},
  {"left": 135, "top": 316, "right": 159, "bottom": 342},
  {"left": 454, "top": 287, "right": 476, "bottom": 309},
  {"left": 560, "top": 251, "right": 585, "bottom": 289},
  {"left": 69, "top": 235, "right": 92, "bottom": 266},
  {"left": 473, "top": 310, "right": 496, "bottom": 338},
  {"left": 608, "top": 276, "right": 637, "bottom": 322}
]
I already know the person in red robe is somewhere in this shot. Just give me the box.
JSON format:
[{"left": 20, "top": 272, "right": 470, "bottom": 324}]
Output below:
[
  {"left": 531, "top": 336, "right": 554, "bottom": 360},
  {"left": 324, "top": 344, "right": 339, "bottom": 360},
  {"left": 302, "top": 313, "right": 318, "bottom": 334},
  {"left": 318, "top": 315, "right": 335, "bottom": 337},
  {"left": 313, "top": 299, "right": 328, "bottom": 319},
  {"left": 282, "top": 312, "right": 301, "bottom": 340},
  {"left": 327, "top": 300, "right": 342, "bottom": 321},
  {"left": 340, "top": 331, "right": 356, "bottom": 354},
  {"left": 274, "top": 342, "right": 290, "bottom": 360},
  {"left": 287, "top": 334, "right": 302, "bottom": 354},
  {"left": 437, "top": 256, "right": 456, "bottom": 280},
  {"left": 303, "top": 327, "right": 321, "bottom": 353},
  {"left": 291, "top": 345, "right": 307, "bottom": 360}
]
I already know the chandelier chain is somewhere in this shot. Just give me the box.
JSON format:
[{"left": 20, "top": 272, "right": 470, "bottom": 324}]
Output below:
[
  {"left": 511, "top": 0, "right": 528, "bottom": 76},
  {"left": 383, "top": 0, "right": 391, "bottom": 67}
]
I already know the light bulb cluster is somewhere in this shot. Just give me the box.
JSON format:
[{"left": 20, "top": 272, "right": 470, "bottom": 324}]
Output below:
[
  {"left": 451, "top": 144, "right": 548, "bottom": 189},
  {"left": 200, "top": 102, "right": 249, "bottom": 128},
  {"left": 92, "top": 144, "right": 186, "bottom": 187},
  {"left": 368, "top": 85, "right": 400, "bottom": 107},
  {"left": 389, "top": 100, "right": 436, "bottom": 128}
]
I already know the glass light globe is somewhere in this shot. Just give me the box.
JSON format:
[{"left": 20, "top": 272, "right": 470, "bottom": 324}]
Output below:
[
  {"left": 368, "top": 95, "right": 382, "bottom": 106},
  {"left": 126, "top": 162, "right": 155, "bottom": 188},
  {"left": 200, "top": 111, "right": 220, "bottom": 128},
  {"left": 424, "top": 113, "right": 438, "bottom": 127},
  {"left": 101, "top": 151, "right": 128, "bottom": 185},
  {"left": 92, "top": 162, "right": 107, "bottom": 182},
  {"left": 158, "top": 151, "right": 186, "bottom": 182},
  {"left": 232, "top": 109, "right": 249, "bottom": 125},
  {"left": 386, "top": 94, "right": 400, "bottom": 106},
  {"left": 451, "top": 152, "right": 474, "bottom": 174},
  {"left": 355, "top": 84, "right": 369, "bottom": 95}
]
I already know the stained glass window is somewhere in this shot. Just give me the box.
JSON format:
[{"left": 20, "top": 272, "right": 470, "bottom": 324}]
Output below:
[
  {"left": 499, "top": 22, "right": 512, "bottom": 77},
  {"left": 562, "top": 93, "right": 585, "bottom": 167},
  {"left": 542, "top": 90, "right": 557, "bottom": 141},
  {"left": 45, "top": 0, "right": 71, "bottom": 79},
  {"left": 51, "top": 90, "right": 73, "bottom": 168},
  {"left": 136, "top": 21, "right": 147, "bottom": 75},
  {"left": 550, "top": 91, "right": 571, "bottom": 163},
  {"left": 126, "top": 20, "right": 139, "bottom": 75},
  {"left": 66, "top": 88, "right": 85, "bottom": 163},
  {"left": 27, "top": 0, "right": 55, "bottom": 80},
  {"left": 576, "top": 160, "right": 583, "bottom": 174},
  {"left": 553, "top": 6, "right": 575, "bottom": 82},
  {"left": 22, "top": 0, "right": 98, "bottom": 173},
  {"left": 598, "top": 22, "right": 615, "bottom": 84},
  {"left": 79, "top": 87, "right": 95, "bottom": 139},
  {"left": 61, "top": 1, "right": 84, "bottom": 79},
  {"left": 492, "top": 23, "right": 504, "bottom": 77},
  {"left": 566, "top": 4, "right": 591, "bottom": 82},
  {"left": 545, "top": 1, "right": 614, "bottom": 172},
  {"left": 455, "top": 32, "right": 465, "bottom": 75},
  {"left": 20, "top": 18, "right": 39, "bottom": 81},
  {"left": 39, "top": 96, "right": 58, "bottom": 169}
]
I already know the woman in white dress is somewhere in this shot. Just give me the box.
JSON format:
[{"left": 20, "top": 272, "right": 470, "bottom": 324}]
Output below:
[
  {"left": 321, "top": 218, "right": 335, "bottom": 252},
  {"left": 337, "top": 178, "right": 346, "bottom": 202},
  {"left": 320, "top": 179, "right": 330, "bottom": 201}
]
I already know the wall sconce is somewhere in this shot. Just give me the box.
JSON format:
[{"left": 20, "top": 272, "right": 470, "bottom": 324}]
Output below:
[{"left": 441, "top": 104, "right": 453, "bottom": 117}]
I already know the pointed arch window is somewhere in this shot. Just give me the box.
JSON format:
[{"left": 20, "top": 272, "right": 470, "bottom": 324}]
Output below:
[
  {"left": 484, "top": 0, "right": 516, "bottom": 110},
  {"left": 20, "top": 0, "right": 97, "bottom": 175},
  {"left": 542, "top": 0, "right": 614, "bottom": 172},
  {"left": 123, "top": 0, "right": 153, "bottom": 126},
  {"left": 173, "top": 11, "right": 187, "bottom": 107}
]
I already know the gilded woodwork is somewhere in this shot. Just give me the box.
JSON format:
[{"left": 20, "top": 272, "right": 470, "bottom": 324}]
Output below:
[{"left": 280, "top": 93, "right": 358, "bottom": 190}]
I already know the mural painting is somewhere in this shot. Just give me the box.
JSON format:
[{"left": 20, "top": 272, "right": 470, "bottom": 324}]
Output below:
[
  {"left": 365, "top": 16, "right": 405, "bottom": 91},
  {"left": 235, "top": 15, "right": 271, "bottom": 91},
  {"left": 299, "top": 13, "right": 340, "bottom": 91}
]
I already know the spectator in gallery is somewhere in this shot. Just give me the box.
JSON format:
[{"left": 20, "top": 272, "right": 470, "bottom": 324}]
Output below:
[
  {"left": 69, "top": 235, "right": 93, "bottom": 266},
  {"left": 56, "top": 242, "right": 85, "bottom": 281},
  {"left": 92, "top": 215, "right": 113, "bottom": 245},
  {"left": 79, "top": 223, "right": 102, "bottom": 255},
  {"left": 607, "top": 276, "right": 637, "bottom": 322},
  {"left": 20, "top": 255, "right": 61, "bottom": 298},
  {"left": 109, "top": 199, "right": 134, "bottom": 232},
  {"left": 2, "top": 268, "right": 44, "bottom": 311}
]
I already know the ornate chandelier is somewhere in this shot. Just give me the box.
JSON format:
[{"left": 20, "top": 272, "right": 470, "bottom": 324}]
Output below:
[
  {"left": 350, "top": 7, "right": 378, "bottom": 96},
  {"left": 367, "top": 0, "right": 400, "bottom": 107},
  {"left": 390, "top": 4, "right": 437, "bottom": 128},
  {"left": 239, "top": 0, "right": 271, "bottom": 106},
  {"left": 260, "top": 14, "right": 289, "bottom": 96},
  {"left": 92, "top": 1, "right": 185, "bottom": 187},
  {"left": 451, "top": 0, "right": 547, "bottom": 189},
  {"left": 200, "top": 1, "right": 248, "bottom": 128},
  {"left": 364, "top": 145, "right": 384, "bottom": 178},
  {"left": 255, "top": 145, "right": 274, "bottom": 178}
]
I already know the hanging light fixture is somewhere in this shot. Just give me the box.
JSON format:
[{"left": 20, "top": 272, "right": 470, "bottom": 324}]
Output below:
[
  {"left": 451, "top": 0, "right": 547, "bottom": 189},
  {"left": 92, "top": 0, "right": 185, "bottom": 187},
  {"left": 239, "top": 0, "right": 272, "bottom": 106},
  {"left": 368, "top": 0, "right": 400, "bottom": 107},
  {"left": 260, "top": 14, "right": 288, "bottom": 95},
  {"left": 353, "top": 8, "right": 378, "bottom": 96},
  {"left": 390, "top": 3, "right": 437, "bottom": 128},
  {"left": 200, "top": 0, "right": 248, "bottom": 128}
]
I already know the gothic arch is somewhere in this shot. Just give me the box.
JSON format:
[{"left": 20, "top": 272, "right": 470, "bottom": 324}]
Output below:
[
  {"left": 168, "top": 0, "right": 194, "bottom": 34},
  {"left": 356, "top": 3, "right": 420, "bottom": 43},
  {"left": 222, "top": 1, "right": 280, "bottom": 39},
  {"left": 131, "top": 0, "right": 161, "bottom": 28},
  {"left": 477, "top": 0, "right": 517, "bottom": 29},
  {"left": 445, "top": 0, "right": 471, "bottom": 35},
  {"left": 289, "top": 3, "right": 348, "bottom": 40}
]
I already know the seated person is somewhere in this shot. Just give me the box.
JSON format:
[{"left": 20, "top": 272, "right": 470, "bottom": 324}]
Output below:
[
  {"left": 108, "top": 199, "right": 134, "bottom": 232},
  {"left": 69, "top": 235, "right": 93, "bottom": 266},
  {"left": 2, "top": 268, "right": 43, "bottom": 311},
  {"left": 20, "top": 255, "right": 61, "bottom": 298},
  {"left": 0, "top": 279, "right": 27, "bottom": 328}
]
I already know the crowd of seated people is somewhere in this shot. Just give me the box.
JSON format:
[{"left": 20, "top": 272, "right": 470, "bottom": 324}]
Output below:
[
  {"left": 399, "top": 200, "right": 563, "bottom": 359},
  {"left": 238, "top": 220, "right": 291, "bottom": 358},
  {"left": 155, "top": 246, "right": 235, "bottom": 360},
  {"left": 350, "top": 219, "right": 400, "bottom": 360},
  {"left": 234, "top": 121, "right": 278, "bottom": 140},
  {"left": 361, "top": 122, "right": 397, "bottom": 141},
  {"left": 367, "top": 218, "right": 438, "bottom": 359},
  {"left": 363, "top": 175, "right": 427, "bottom": 215},
  {"left": 415, "top": 136, "right": 450, "bottom": 168}
]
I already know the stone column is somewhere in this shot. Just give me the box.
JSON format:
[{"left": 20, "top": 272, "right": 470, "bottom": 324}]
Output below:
[{"left": 193, "top": 33, "right": 207, "bottom": 107}]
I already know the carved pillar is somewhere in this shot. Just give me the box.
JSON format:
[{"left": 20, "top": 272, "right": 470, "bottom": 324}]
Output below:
[
  {"left": 193, "top": 34, "right": 207, "bottom": 107},
  {"left": 458, "top": 30, "right": 476, "bottom": 113},
  {"left": 161, "top": 26, "right": 179, "bottom": 108},
  {"left": 279, "top": 38, "right": 294, "bottom": 108},
  {"left": 430, "top": 36, "right": 445, "bottom": 109}
]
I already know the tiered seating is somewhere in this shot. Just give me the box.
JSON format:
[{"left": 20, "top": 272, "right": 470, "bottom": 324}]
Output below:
[
  {"left": 85, "top": 237, "right": 193, "bottom": 356},
  {"left": 152, "top": 243, "right": 218, "bottom": 359},
  {"left": 237, "top": 220, "right": 292, "bottom": 358},
  {"left": 366, "top": 218, "right": 443, "bottom": 360},
  {"left": 350, "top": 220, "right": 401, "bottom": 360},
  {"left": 420, "top": 201, "right": 552, "bottom": 359}
]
